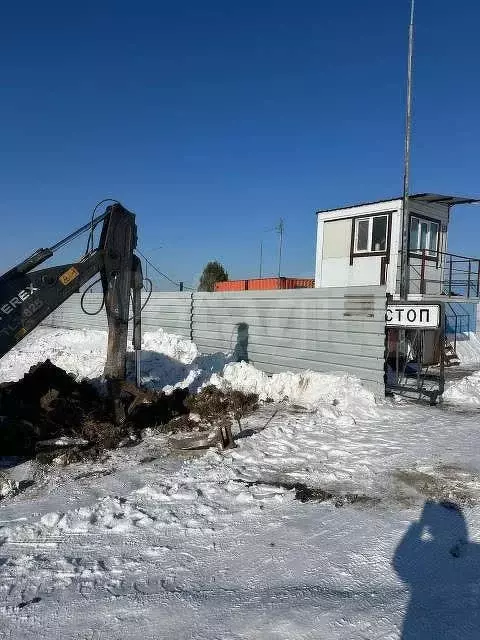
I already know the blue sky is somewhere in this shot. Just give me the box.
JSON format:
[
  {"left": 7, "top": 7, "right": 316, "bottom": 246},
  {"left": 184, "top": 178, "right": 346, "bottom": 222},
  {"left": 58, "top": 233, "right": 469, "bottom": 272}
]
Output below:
[{"left": 1, "top": 0, "right": 479, "bottom": 288}]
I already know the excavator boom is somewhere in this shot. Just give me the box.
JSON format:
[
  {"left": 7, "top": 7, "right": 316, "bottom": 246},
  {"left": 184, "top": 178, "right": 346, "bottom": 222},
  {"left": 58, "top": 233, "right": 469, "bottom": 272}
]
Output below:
[{"left": 0, "top": 203, "right": 143, "bottom": 423}]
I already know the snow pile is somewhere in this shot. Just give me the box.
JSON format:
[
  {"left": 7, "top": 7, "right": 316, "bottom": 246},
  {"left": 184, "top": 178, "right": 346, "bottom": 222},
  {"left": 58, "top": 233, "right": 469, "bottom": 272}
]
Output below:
[
  {"left": 0, "top": 327, "right": 107, "bottom": 382},
  {"left": 0, "top": 327, "right": 229, "bottom": 393},
  {"left": 139, "top": 329, "right": 231, "bottom": 391},
  {"left": 141, "top": 328, "right": 198, "bottom": 364},
  {"left": 452, "top": 332, "right": 480, "bottom": 365},
  {"left": 209, "top": 361, "right": 376, "bottom": 415},
  {"left": 443, "top": 371, "right": 480, "bottom": 406}
]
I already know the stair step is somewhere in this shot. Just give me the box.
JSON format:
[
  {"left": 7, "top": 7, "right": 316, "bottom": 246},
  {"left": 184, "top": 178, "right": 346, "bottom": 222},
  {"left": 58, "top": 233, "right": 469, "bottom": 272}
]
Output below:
[{"left": 445, "top": 353, "right": 460, "bottom": 367}]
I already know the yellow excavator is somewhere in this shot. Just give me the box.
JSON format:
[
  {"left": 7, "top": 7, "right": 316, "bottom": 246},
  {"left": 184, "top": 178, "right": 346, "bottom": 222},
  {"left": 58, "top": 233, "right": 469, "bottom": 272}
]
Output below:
[{"left": 0, "top": 202, "right": 144, "bottom": 424}]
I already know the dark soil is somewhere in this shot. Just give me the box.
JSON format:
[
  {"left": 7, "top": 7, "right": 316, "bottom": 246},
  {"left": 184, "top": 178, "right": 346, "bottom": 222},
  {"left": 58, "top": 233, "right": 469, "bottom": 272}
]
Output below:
[
  {"left": 293, "top": 483, "right": 379, "bottom": 507},
  {"left": 185, "top": 385, "right": 258, "bottom": 428},
  {"left": 0, "top": 362, "right": 260, "bottom": 464},
  {"left": 0, "top": 360, "right": 189, "bottom": 459},
  {"left": 236, "top": 478, "right": 379, "bottom": 507}
]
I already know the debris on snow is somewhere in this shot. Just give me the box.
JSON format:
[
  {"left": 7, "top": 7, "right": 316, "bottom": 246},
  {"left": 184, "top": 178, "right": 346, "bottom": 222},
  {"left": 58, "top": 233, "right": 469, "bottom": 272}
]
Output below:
[
  {"left": 185, "top": 385, "right": 258, "bottom": 429},
  {"left": 0, "top": 472, "right": 19, "bottom": 499},
  {"left": 235, "top": 478, "right": 379, "bottom": 507},
  {"left": 1, "top": 328, "right": 480, "bottom": 638},
  {"left": 0, "top": 327, "right": 377, "bottom": 417},
  {"left": 394, "top": 464, "right": 480, "bottom": 507}
]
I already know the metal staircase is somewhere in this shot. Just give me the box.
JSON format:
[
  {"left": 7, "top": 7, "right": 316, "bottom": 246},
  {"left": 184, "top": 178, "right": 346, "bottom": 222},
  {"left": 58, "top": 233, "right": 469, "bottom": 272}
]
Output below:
[
  {"left": 444, "top": 337, "right": 460, "bottom": 367},
  {"left": 444, "top": 301, "right": 469, "bottom": 367}
]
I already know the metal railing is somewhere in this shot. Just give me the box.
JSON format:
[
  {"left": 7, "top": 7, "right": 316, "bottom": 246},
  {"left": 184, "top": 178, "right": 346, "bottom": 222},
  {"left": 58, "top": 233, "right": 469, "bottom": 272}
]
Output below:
[
  {"left": 443, "top": 252, "right": 480, "bottom": 297},
  {"left": 407, "top": 249, "right": 480, "bottom": 298},
  {"left": 445, "top": 301, "right": 470, "bottom": 351}
]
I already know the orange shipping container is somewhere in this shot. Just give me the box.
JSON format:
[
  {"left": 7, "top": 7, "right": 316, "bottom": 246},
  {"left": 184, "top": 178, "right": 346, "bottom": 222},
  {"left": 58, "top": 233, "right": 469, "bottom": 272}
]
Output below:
[
  {"left": 214, "top": 277, "right": 314, "bottom": 292},
  {"left": 214, "top": 280, "right": 246, "bottom": 291}
]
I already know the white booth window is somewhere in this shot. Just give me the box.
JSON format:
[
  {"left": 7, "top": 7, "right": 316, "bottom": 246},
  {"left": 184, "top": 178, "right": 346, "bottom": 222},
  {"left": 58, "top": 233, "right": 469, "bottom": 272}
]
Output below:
[
  {"left": 410, "top": 216, "right": 439, "bottom": 256},
  {"left": 354, "top": 215, "right": 388, "bottom": 253}
]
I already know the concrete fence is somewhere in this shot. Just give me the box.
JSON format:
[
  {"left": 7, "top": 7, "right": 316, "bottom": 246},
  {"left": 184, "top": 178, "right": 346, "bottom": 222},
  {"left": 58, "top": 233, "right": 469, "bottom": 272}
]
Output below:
[
  {"left": 43, "top": 286, "right": 387, "bottom": 394},
  {"left": 47, "top": 291, "right": 193, "bottom": 338}
]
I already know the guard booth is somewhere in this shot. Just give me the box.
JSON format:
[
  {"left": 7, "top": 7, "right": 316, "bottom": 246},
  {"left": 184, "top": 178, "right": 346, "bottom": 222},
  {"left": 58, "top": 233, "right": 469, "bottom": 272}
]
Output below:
[
  {"left": 314, "top": 192, "right": 480, "bottom": 403},
  {"left": 385, "top": 300, "right": 445, "bottom": 403}
]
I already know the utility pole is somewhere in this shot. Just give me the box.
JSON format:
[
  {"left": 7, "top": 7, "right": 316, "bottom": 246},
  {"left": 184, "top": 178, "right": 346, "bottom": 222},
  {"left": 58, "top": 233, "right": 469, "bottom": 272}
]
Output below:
[
  {"left": 277, "top": 218, "right": 284, "bottom": 278},
  {"left": 399, "top": 0, "right": 415, "bottom": 300},
  {"left": 259, "top": 240, "right": 263, "bottom": 278}
]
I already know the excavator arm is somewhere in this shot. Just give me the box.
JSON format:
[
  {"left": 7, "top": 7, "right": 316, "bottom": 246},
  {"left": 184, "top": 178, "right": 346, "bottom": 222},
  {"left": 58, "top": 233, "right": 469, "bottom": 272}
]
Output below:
[{"left": 0, "top": 203, "right": 143, "bottom": 423}]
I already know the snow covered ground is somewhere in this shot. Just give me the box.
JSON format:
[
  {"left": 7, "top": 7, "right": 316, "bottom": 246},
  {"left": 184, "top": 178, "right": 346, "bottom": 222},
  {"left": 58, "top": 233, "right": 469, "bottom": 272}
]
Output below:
[
  {"left": 1, "top": 327, "right": 480, "bottom": 639},
  {"left": 443, "top": 333, "right": 480, "bottom": 406},
  {"left": 449, "top": 331, "right": 480, "bottom": 366}
]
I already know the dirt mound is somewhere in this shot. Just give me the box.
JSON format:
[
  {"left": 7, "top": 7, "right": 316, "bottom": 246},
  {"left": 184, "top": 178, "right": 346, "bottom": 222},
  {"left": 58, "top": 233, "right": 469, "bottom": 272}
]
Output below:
[
  {"left": 0, "top": 362, "right": 260, "bottom": 464},
  {"left": 0, "top": 360, "right": 188, "bottom": 459},
  {"left": 185, "top": 385, "right": 258, "bottom": 428}
]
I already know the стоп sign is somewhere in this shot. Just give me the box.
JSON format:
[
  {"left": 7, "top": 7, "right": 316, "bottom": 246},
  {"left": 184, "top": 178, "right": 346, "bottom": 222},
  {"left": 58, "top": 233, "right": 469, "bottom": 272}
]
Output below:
[{"left": 386, "top": 304, "right": 440, "bottom": 329}]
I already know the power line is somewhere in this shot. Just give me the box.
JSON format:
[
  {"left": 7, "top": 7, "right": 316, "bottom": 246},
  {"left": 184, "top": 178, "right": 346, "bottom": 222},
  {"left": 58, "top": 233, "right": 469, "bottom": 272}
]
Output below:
[{"left": 136, "top": 248, "right": 194, "bottom": 290}]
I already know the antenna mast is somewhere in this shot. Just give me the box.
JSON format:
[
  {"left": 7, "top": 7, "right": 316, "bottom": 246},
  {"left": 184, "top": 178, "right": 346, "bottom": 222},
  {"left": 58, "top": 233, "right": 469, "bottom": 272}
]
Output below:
[
  {"left": 277, "top": 218, "right": 284, "bottom": 278},
  {"left": 399, "top": 0, "right": 415, "bottom": 299}
]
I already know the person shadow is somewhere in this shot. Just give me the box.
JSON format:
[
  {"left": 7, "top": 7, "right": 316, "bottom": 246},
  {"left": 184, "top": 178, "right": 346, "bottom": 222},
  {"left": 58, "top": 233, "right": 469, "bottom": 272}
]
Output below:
[
  {"left": 232, "top": 322, "right": 249, "bottom": 363},
  {"left": 393, "top": 500, "right": 480, "bottom": 639}
]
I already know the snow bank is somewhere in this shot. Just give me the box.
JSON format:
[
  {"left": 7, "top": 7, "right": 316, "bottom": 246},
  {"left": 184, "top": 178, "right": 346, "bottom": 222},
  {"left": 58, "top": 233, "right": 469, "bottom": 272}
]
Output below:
[
  {"left": 0, "top": 327, "right": 107, "bottom": 382},
  {"left": 140, "top": 328, "right": 232, "bottom": 391},
  {"left": 452, "top": 332, "right": 480, "bottom": 365},
  {"left": 0, "top": 327, "right": 375, "bottom": 415},
  {"left": 442, "top": 333, "right": 480, "bottom": 405},
  {"left": 443, "top": 371, "right": 480, "bottom": 406},
  {"left": 209, "top": 361, "right": 376, "bottom": 414},
  {"left": 141, "top": 328, "right": 198, "bottom": 364},
  {"left": 0, "top": 327, "right": 228, "bottom": 392}
]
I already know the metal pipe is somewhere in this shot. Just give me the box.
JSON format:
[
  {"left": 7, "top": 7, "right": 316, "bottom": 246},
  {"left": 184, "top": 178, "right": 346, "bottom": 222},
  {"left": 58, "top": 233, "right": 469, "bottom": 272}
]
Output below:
[
  {"left": 417, "top": 331, "right": 422, "bottom": 391},
  {"left": 420, "top": 248, "right": 426, "bottom": 294},
  {"left": 277, "top": 219, "right": 284, "bottom": 278},
  {"left": 50, "top": 211, "right": 109, "bottom": 253},
  {"left": 418, "top": 249, "right": 480, "bottom": 261},
  {"left": 135, "top": 350, "right": 142, "bottom": 388},
  {"left": 395, "top": 329, "right": 400, "bottom": 384},
  {"left": 399, "top": 0, "right": 415, "bottom": 300}
]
